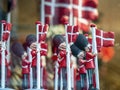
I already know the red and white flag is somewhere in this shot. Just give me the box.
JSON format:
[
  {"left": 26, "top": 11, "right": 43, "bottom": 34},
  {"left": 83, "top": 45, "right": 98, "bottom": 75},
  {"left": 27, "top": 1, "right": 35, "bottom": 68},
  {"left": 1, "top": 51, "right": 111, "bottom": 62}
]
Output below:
[
  {"left": 36, "top": 21, "right": 49, "bottom": 42},
  {"left": 72, "top": 0, "right": 98, "bottom": 21},
  {"left": 42, "top": 0, "right": 99, "bottom": 32},
  {"left": 96, "top": 29, "right": 115, "bottom": 47},
  {"left": 66, "top": 25, "right": 79, "bottom": 43},
  {"left": 44, "top": 0, "right": 71, "bottom": 25},
  {"left": 85, "top": 29, "right": 115, "bottom": 52}
]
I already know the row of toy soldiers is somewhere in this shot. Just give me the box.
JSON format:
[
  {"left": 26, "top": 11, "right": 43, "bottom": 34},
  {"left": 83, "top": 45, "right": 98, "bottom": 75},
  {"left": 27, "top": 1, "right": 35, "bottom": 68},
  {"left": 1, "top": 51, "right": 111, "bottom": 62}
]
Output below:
[
  {"left": 11, "top": 34, "right": 48, "bottom": 89},
  {"left": 51, "top": 33, "right": 97, "bottom": 90}
]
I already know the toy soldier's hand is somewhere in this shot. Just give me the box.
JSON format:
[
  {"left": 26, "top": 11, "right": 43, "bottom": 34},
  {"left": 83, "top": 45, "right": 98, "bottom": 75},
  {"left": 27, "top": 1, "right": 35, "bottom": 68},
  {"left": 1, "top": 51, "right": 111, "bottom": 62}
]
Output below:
[
  {"left": 58, "top": 42, "right": 66, "bottom": 50},
  {"left": 30, "top": 42, "right": 37, "bottom": 50}
]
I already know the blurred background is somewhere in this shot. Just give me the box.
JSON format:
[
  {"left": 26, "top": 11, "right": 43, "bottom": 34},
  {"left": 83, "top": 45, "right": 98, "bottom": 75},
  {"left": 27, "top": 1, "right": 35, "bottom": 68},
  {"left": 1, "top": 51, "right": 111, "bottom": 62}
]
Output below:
[{"left": 0, "top": 0, "right": 120, "bottom": 90}]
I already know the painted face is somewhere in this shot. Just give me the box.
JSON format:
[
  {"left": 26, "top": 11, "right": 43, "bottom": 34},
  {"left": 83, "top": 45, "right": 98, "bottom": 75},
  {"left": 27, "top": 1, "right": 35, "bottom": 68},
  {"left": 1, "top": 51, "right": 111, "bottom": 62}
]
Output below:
[
  {"left": 58, "top": 42, "right": 66, "bottom": 50},
  {"left": 78, "top": 51, "right": 85, "bottom": 59}
]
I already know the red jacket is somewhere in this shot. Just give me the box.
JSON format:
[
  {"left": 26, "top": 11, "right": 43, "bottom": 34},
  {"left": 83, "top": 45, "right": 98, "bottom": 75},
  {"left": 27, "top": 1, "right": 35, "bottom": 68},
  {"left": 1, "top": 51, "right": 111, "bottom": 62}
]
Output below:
[
  {"left": 85, "top": 52, "right": 95, "bottom": 69},
  {"left": 58, "top": 50, "right": 66, "bottom": 68},
  {"left": 31, "top": 50, "right": 43, "bottom": 67},
  {"left": 0, "top": 50, "right": 9, "bottom": 66},
  {"left": 22, "top": 58, "right": 30, "bottom": 74},
  {"left": 78, "top": 58, "right": 87, "bottom": 74}
]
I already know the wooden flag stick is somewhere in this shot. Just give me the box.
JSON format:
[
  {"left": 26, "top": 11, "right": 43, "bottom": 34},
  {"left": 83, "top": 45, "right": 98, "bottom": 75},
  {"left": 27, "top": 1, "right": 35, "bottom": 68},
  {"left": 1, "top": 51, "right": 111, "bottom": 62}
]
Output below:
[
  {"left": 36, "top": 23, "right": 41, "bottom": 89},
  {"left": 27, "top": 48, "right": 33, "bottom": 89},
  {"left": 54, "top": 61, "right": 59, "bottom": 90},
  {"left": 65, "top": 24, "right": 71, "bottom": 90},
  {"left": 1, "top": 22, "right": 6, "bottom": 88},
  {"left": 91, "top": 25, "right": 100, "bottom": 90},
  {"left": 41, "top": 0, "right": 45, "bottom": 25}
]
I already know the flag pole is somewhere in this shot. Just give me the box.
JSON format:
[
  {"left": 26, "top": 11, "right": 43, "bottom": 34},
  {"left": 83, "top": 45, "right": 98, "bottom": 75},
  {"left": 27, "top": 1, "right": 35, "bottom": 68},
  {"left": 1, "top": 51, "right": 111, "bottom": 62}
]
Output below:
[
  {"left": 27, "top": 48, "right": 33, "bottom": 89},
  {"left": 91, "top": 25, "right": 100, "bottom": 90},
  {"left": 6, "top": 12, "right": 11, "bottom": 61},
  {"left": 41, "top": 0, "right": 45, "bottom": 24},
  {"left": 54, "top": 61, "right": 59, "bottom": 90},
  {"left": 69, "top": 0, "right": 73, "bottom": 25},
  {"left": 1, "top": 22, "right": 6, "bottom": 88},
  {"left": 36, "top": 24, "right": 41, "bottom": 89},
  {"left": 65, "top": 24, "right": 71, "bottom": 90}
]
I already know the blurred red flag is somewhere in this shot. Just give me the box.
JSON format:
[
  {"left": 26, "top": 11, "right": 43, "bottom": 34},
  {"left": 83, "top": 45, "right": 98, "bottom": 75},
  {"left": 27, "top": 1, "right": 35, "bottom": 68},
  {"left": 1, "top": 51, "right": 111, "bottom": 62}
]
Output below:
[
  {"left": 67, "top": 25, "right": 79, "bottom": 43},
  {"left": 42, "top": 0, "right": 99, "bottom": 32},
  {"left": 99, "top": 47, "right": 115, "bottom": 63}
]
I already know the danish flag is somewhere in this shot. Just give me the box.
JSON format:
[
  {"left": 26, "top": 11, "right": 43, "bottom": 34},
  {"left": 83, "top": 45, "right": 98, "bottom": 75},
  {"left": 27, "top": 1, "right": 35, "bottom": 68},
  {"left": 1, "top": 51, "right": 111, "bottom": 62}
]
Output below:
[
  {"left": 85, "top": 29, "right": 115, "bottom": 52},
  {"left": 35, "top": 21, "right": 49, "bottom": 42},
  {"left": 66, "top": 25, "right": 79, "bottom": 43},
  {"left": 96, "top": 29, "right": 115, "bottom": 47},
  {"left": 42, "top": 0, "right": 98, "bottom": 31},
  {"left": 1, "top": 21, "right": 12, "bottom": 41}
]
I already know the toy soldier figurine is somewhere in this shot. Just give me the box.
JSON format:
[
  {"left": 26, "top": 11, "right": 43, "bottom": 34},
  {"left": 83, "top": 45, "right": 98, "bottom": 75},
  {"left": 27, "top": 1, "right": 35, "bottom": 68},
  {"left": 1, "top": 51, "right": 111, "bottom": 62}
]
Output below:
[
  {"left": 74, "top": 34, "right": 89, "bottom": 51},
  {"left": 52, "top": 34, "right": 67, "bottom": 90},
  {"left": 70, "top": 44, "right": 87, "bottom": 90},
  {"left": 85, "top": 47, "right": 96, "bottom": 90},
  {"left": 25, "top": 34, "right": 37, "bottom": 88},
  {"left": 11, "top": 42, "right": 30, "bottom": 89}
]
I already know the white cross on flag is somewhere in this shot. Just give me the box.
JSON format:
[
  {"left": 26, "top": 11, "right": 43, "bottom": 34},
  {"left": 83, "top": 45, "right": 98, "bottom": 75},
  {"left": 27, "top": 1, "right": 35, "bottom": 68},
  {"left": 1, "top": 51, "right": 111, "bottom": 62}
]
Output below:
[
  {"left": 85, "top": 29, "right": 115, "bottom": 52},
  {"left": 42, "top": 0, "right": 98, "bottom": 32},
  {"left": 73, "top": 0, "right": 98, "bottom": 21},
  {"left": 66, "top": 25, "right": 79, "bottom": 43},
  {"left": 36, "top": 21, "right": 49, "bottom": 42},
  {"left": 96, "top": 29, "right": 115, "bottom": 47}
]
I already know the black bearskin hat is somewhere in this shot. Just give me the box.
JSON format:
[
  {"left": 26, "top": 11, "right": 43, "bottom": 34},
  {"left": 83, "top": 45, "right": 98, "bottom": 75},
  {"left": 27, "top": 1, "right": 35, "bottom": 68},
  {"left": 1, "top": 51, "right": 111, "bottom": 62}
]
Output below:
[
  {"left": 11, "top": 42, "right": 25, "bottom": 58},
  {"left": 70, "top": 44, "right": 82, "bottom": 58},
  {"left": 74, "top": 34, "right": 88, "bottom": 51},
  {"left": 26, "top": 34, "right": 36, "bottom": 47},
  {"left": 52, "top": 34, "right": 65, "bottom": 48}
]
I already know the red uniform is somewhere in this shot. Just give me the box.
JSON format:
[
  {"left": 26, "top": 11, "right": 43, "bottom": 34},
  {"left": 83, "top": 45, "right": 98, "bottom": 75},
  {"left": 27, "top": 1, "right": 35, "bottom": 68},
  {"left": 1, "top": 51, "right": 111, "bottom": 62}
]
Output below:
[
  {"left": 31, "top": 50, "right": 44, "bottom": 67},
  {"left": 22, "top": 58, "right": 30, "bottom": 74},
  {"left": 58, "top": 50, "right": 66, "bottom": 68},
  {"left": 40, "top": 42, "right": 48, "bottom": 56},
  {"left": 31, "top": 50, "right": 37, "bottom": 67},
  {"left": 85, "top": 52, "right": 95, "bottom": 69},
  {"left": 0, "top": 49, "right": 9, "bottom": 66},
  {"left": 78, "top": 59, "right": 87, "bottom": 74}
]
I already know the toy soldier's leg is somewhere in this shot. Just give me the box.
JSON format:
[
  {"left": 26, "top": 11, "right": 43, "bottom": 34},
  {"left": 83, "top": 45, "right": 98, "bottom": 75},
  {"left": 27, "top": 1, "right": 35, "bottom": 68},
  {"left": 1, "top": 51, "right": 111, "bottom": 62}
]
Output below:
[
  {"left": 32, "top": 67, "right": 37, "bottom": 88},
  {"left": 5, "top": 68, "right": 7, "bottom": 87},
  {"left": 76, "top": 80, "right": 81, "bottom": 90},
  {"left": 58, "top": 71, "right": 61, "bottom": 90},
  {"left": 80, "top": 74, "right": 86, "bottom": 90},
  {"left": 88, "top": 69, "right": 94, "bottom": 89},
  {"left": 22, "top": 74, "right": 29, "bottom": 89},
  {"left": 62, "top": 67, "right": 67, "bottom": 90}
]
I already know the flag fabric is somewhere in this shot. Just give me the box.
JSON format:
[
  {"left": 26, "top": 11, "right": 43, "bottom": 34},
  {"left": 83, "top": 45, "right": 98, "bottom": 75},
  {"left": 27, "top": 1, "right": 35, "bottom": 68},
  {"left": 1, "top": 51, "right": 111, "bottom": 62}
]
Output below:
[
  {"left": 72, "top": 0, "right": 98, "bottom": 20},
  {"left": 1, "top": 22, "right": 12, "bottom": 41},
  {"left": 96, "top": 29, "right": 115, "bottom": 47},
  {"left": 37, "top": 23, "right": 48, "bottom": 42},
  {"left": 66, "top": 25, "right": 79, "bottom": 43},
  {"left": 42, "top": 0, "right": 98, "bottom": 31},
  {"left": 44, "top": 0, "right": 71, "bottom": 25},
  {"left": 85, "top": 29, "right": 115, "bottom": 52}
]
